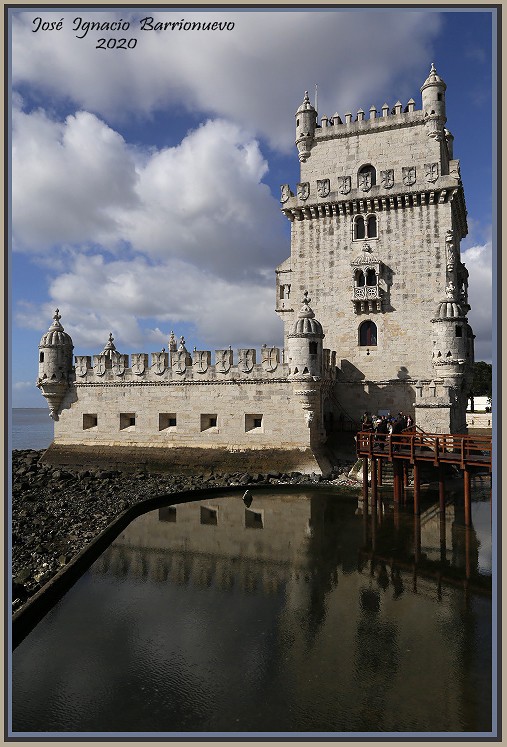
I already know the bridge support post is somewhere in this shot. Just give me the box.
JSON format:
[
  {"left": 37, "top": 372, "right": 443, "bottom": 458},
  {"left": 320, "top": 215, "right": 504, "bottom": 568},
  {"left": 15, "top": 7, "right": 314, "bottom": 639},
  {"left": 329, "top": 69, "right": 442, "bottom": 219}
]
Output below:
[
  {"left": 377, "top": 459, "right": 383, "bottom": 487},
  {"left": 414, "top": 515, "right": 421, "bottom": 564},
  {"left": 439, "top": 466, "right": 445, "bottom": 512},
  {"left": 439, "top": 506, "right": 447, "bottom": 564},
  {"left": 464, "top": 466, "right": 472, "bottom": 527},
  {"left": 362, "top": 458, "right": 369, "bottom": 515},
  {"left": 371, "top": 457, "right": 378, "bottom": 518},
  {"left": 403, "top": 462, "right": 409, "bottom": 488},
  {"left": 393, "top": 460, "right": 402, "bottom": 505},
  {"left": 413, "top": 462, "right": 420, "bottom": 515}
]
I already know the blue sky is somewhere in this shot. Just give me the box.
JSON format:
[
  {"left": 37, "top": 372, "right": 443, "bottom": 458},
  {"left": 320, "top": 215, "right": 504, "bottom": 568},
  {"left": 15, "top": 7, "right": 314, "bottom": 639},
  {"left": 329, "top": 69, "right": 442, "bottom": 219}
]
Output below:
[{"left": 10, "top": 7, "right": 495, "bottom": 407}]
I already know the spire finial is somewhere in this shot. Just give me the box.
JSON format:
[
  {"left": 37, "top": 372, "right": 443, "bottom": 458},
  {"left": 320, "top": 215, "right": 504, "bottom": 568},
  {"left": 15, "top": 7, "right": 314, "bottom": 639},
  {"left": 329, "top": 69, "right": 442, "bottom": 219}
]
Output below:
[{"left": 54, "top": 308, "right": 61, "bottom": 323}]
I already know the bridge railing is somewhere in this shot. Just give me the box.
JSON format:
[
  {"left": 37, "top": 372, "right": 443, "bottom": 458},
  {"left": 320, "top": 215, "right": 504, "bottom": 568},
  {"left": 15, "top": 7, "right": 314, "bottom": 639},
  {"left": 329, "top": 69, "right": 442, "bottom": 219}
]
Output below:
[{"left": 356, "top": 431, "right": 492, "bottom": 468}]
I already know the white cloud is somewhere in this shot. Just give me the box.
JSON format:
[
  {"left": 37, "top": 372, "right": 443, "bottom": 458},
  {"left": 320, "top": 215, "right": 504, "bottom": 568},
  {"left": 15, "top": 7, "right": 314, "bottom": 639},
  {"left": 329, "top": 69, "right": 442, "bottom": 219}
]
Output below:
[
  {"left": 15, "top": 253, "right": 284, "bottom": 351},
  {"left": 13, "top": 104, "right": 287, "bottom": 281},
  {"left": 12, "top": 9, "right": 443, "bottom": 151},
  {"left": 12, "top": 105, "right": 139, "bottom": 251},
  {"left": 461, "top": 241, "right": 493, "bottom": 362},
  {"left": 13, "top": 381, "right": 33, "bottom": 390}
]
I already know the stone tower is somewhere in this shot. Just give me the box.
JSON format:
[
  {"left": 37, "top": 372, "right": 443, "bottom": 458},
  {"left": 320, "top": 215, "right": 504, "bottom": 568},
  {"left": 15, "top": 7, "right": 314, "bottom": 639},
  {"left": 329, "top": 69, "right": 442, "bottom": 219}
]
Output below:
[
  {"left": 36, "top": 309, "right": 74, "bottom": 419},
  {"left": 276, "top": 65, "right": 474, "bottom": 433},
  {"left": 287, "top": 291, "right": 326, "bottom": 440}
]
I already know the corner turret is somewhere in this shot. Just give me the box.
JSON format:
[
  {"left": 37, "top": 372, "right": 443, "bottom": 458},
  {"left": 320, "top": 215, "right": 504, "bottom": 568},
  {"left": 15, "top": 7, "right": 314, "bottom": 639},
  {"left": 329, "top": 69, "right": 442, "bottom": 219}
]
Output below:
[
  {"left": 295, "top": 91, "right": 317, "bottom": 162},
  {"left": 421, "top": 63, "right": 447, "bottom": 140},
  {"left": 287, "top": 291, "right": 324, "bottom": 379},
  {"left": 430, "top": 285, "right": 471, "bottom": 380},
  {"left": 36, "top": 309, "right": 74, "bottom": 419}
]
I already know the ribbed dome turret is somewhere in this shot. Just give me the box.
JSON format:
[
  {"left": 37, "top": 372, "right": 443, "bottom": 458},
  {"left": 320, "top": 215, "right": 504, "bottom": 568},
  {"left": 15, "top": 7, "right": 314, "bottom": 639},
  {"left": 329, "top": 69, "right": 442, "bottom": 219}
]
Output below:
[
  {"left": 433, "top": 300, "right": 465, "bottom": 320},
  {"left": 421, "top": 63, "right": 446, "bottom": 91},
  {"left": 296, "top": 91, "right": 316, "bottom": 115},
  {"left": 39, "top": 309, "right": 73, "bottom": 348},
  {"left": 291, "top": 292, "right": 324, "bottom": 337},
  {"left": 100, "top": 332, "right": 120, "bottom": 360}
]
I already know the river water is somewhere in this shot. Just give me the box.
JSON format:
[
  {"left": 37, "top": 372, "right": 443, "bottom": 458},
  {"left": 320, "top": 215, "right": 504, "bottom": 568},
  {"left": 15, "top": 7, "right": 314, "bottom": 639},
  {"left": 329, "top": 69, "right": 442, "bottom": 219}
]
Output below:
[
  {"left": 11, "top": 486, "right": 493, "bottom": 736},
  {"left": 11, "top": 409, "right": 54, "bottom": 451}
]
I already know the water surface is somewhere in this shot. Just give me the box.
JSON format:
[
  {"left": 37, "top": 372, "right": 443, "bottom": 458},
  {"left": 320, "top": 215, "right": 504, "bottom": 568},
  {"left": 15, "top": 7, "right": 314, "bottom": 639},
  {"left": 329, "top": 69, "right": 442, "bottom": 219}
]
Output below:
[{"left": 12, "top": 488, "right": 492, "bottom": 735}]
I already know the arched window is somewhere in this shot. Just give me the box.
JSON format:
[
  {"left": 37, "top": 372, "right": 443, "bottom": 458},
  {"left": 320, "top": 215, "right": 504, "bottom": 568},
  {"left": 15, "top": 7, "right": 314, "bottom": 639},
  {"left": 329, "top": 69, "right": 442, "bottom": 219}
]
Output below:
[
  {"left": 354, "top": 215, "right": 365, "bottom": 240},
  {"left": 358, "top": 164, "right": 376, "bottom": 190},
  {"left": 359, "top": 320, "right": 377, "bottom": 346},
  {"left": 353, "top": 213, "right": 378, "bottom": 240},
  {"left": 355, "top": 269, "right": 365, "bottom": 287},
  {"left": 366, "top": 269, "right": 377, "bottom": 287}
]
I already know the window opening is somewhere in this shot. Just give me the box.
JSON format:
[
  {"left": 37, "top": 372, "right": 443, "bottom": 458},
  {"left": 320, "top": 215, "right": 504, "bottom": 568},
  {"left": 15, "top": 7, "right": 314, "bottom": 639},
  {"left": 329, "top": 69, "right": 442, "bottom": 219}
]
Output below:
[
  {"left": 245, "top": 414, "right": 263, "bottom": 432},
  {"left": 359, "top": 320, "right": 377, "bottom": 346},
  {"left": 200, "top": 506, "right": 218, "bottom": 526},
  {"left": 355, "top": 216, "right": 365, "bottom": 240},
  {"left": 366, "top": 269, "right": 377, "bottom": 286},
  {"left": 120, "top": 413, "right": 136, "bottom": 430},
  {"left": 201, "top": 414, "right": 217, "bottom": 431},
  {"left": 159, "top": 506, "right": 177, "bottom": 522},
  {"left": 367, "top": 215, "right": 377, "bottom": 237},
  {"left": 83, "top": 414, "right": 98, "bottom": 430},
  {"left": 159, "top": 413, "right": 177, "bottom": 430},
  {"left": 309, "top": 341, "right": 318, "bottom": 355},
  {"left": 245, "top": 509, "right": 264, "bottom": 529}
]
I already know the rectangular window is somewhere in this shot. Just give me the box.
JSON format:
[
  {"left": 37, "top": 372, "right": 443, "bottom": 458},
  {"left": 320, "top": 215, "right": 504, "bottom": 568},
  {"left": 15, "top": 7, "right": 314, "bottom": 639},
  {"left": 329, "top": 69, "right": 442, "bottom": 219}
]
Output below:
[
  {"left": 159, "top": 413, "right": 177, "bottom": 431},
  {"left": 83, "top": 414, "right": 97, "bottom": 430},
  {"left": 455, "top": 326, "right": 463, "bottom": 337},
  {"left": 245, "top": 509, "right": 264, "bottom": 529},
  {"left": 120, "top": 412, "right": 136, "bottom": 430},
  {"left": 200, "top": 414, "right": 217, "bottom": 431},
  {"left": 200, "top": 506, "right": 218, "bottom": 526},
  {"left": 159, "top": 506, "right": 177, "bottom": 523},
  {"left": 245, "top": 413, "right": 263, "bottom": 432}
]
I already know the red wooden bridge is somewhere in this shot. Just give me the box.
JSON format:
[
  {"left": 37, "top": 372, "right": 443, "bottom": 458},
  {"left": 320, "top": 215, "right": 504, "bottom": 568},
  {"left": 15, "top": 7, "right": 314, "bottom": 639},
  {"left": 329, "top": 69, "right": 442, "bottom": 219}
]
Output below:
[{"left": 356, "top": 430, "right": 492, "bottom": 527}]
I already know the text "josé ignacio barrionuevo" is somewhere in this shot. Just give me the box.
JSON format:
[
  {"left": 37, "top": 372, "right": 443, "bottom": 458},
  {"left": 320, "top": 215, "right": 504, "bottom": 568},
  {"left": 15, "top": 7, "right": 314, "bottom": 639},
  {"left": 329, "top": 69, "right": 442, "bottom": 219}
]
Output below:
[{"left": 32, "top": 16, "right": 236, "bottom": 38}]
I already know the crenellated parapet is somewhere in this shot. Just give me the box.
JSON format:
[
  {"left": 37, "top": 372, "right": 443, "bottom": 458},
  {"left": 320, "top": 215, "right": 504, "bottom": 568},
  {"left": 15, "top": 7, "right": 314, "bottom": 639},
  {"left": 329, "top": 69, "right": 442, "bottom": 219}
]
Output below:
[{"left": 74, "top": 344, "right": 291, "bottom": 385}]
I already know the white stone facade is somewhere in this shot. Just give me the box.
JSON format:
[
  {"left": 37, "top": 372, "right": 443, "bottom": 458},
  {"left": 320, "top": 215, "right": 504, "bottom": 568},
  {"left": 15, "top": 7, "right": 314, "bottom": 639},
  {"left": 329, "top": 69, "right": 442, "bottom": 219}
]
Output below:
[{"left": 36, "top": 66, "right": 474, "bottom": 469}]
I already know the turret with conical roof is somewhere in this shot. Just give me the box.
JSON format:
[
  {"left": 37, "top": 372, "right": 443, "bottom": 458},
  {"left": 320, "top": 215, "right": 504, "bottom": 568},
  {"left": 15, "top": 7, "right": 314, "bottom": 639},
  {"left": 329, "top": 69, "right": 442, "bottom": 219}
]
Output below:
[
  {"left": 37, "top": 309, "right": 74, "bottom": 419},
  {"left": 287, "top": 291, "right": 324, "bottom": 379},
  {"left": 430, "top": 284, "right": 472, "bottom": 379},
  {"left": 421, "top": 63, "right": 447, "bottom": 140},
  {"left": 295, "top": 91, "right": 317, "bottom": 162}
]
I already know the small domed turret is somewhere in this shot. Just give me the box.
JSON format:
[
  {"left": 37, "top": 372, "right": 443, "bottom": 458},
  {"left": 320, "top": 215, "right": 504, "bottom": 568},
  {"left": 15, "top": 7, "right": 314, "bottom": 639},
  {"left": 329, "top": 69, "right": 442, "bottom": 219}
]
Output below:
[
  {"left": 37, "top": 309, "right": 74, "bottom": 419},
  {"left": 295, "top": 91, "right": 317, "bottom": 163},
  {"left": 287, "top": 291, "right": 324, "bottom": 379},
  {"left": 100, "top": 332, "right": 119, "bottom": 360},
  {"left": 431, "top": 288, "right": 470, "bottom": 376},
  {"left": 421, "top": 63, "right": 447, "bottom": 138}
]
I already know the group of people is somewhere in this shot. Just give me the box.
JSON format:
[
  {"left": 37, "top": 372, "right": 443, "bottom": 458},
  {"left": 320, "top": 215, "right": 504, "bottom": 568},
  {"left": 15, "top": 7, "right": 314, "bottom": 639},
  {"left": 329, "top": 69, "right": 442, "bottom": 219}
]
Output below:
[{"left": 361, "top": 411, "right": 414, "bottom": 436}]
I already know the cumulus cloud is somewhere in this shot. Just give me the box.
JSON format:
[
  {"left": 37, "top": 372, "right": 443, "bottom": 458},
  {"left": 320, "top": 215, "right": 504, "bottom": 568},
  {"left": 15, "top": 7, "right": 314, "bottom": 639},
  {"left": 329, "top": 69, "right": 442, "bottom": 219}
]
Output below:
[
  {"left": 12, "top": 106, "right": 139, "bottom": 251},
  {"left": 12, "top": 9, "right": 442, "bottom": 150},
  {"left": 13, "top": 103, "right": 287, "bottom": 281},
  {"left": 461, "top": 241, "right": 493, "bottom": 362},
  {"left": 15, "top": 254, "right": 284, "bottom": 351}
]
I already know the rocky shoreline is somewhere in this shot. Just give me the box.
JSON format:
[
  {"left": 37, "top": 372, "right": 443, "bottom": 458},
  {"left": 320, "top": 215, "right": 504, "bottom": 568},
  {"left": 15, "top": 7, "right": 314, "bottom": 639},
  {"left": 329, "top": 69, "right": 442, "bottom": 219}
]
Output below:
[{"left": 11, "top": 449, "right": 357, "bottom": 613}]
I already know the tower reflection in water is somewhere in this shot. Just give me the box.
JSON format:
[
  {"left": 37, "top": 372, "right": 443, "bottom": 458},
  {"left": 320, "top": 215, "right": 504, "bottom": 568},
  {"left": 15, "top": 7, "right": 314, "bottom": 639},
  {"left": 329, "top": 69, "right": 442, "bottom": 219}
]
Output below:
[{"left": 13, "top": 486, "right": 492, "bottom": 734}]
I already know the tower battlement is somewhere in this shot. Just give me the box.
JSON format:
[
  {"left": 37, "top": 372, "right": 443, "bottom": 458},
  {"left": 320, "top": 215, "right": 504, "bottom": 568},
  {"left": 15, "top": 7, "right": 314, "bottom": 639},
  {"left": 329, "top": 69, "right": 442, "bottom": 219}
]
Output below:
[{"left": 74, "top": 345, "right": 289, "bottom": 383}]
